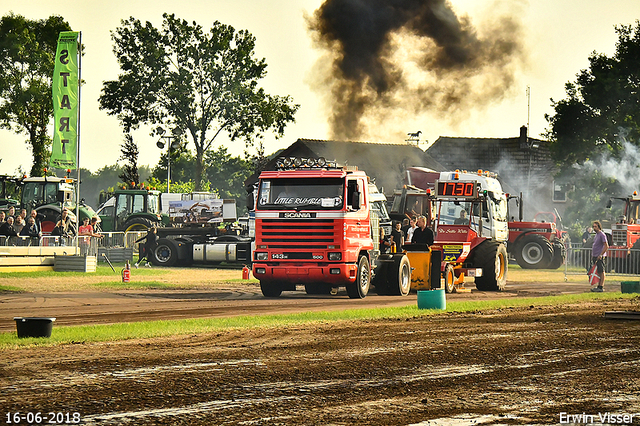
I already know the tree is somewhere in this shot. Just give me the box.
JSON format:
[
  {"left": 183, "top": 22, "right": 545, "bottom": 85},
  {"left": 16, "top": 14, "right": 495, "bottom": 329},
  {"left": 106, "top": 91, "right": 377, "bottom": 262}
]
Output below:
[
  {"left": 546, "top": 21, "right": 640, "bottom": 165},
  {"left": 99, "top": 13, "right": 299, "bottom": 190},
  {"left": 0, "top": 14, "right": 73, "bottom": 176},
  {"left": 118, "top": 134, "right": 140, "bottom": 186},
  {"left": 204, "top": 146, "right": 253, "bottom": 200}
]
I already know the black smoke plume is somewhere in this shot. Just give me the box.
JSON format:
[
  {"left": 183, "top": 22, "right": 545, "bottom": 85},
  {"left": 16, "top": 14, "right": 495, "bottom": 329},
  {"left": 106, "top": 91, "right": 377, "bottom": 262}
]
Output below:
[{"left": 309, "top": 0, "right": 526, "bottom": 141}]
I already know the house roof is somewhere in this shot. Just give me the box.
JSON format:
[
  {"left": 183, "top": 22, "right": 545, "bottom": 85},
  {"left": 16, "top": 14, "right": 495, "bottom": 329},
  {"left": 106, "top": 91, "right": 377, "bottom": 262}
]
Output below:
[
  {"left": 246, "top": 138, "right": 445, "bottom": 194},
  {"left": 426, "top": 128, "right": 556, "bottom": 195}
]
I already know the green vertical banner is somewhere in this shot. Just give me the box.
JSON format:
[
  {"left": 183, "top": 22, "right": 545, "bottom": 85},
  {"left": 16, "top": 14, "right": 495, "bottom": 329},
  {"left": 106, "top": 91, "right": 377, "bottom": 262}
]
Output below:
[{"left": 50, "top": 31, "right": 80, "bottom": 170}]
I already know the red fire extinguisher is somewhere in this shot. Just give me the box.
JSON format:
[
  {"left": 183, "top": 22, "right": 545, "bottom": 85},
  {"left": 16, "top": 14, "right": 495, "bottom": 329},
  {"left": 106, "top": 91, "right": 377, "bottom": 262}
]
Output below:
[
  {"left": 242, "top": 265, "right": 250, "bottom": 280},
  {"left": 122, "top": 260, "right": 131, "bottom": 283}
]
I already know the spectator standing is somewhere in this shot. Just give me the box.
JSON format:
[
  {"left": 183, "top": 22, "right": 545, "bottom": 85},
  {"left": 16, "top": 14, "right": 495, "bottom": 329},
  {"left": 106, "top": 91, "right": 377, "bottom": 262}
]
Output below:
[
  {"left": 405, "top": 217, "right": 418, "bottom": 243},
  {"left": 7, "top": 206, "right": 16, "bottom": 220},
  {"left": 13, "top": 216, "right": 25, "bottom": 234},
  {"left": 0, "top": 216, "right": 18, "bottom": 237},
  {"left": 0, "top": 211, "right": 5, "bottom": 223},
  {"left": 379, "top": 226, "right": 392, "bottom": 254},
  {"left": 390, "top": 221, "right": 405, "bottom": 252},
  {"left": 581, "top": 226, "right": 593, "bottom": 246},
  {"left": 411, "top": 215, "right": 434, "bottom": 246},
  {"left": 20, "top": 217, "right": 40, "bottom": 239},
  {"left": 30, "top": 210, "right": 42, "bottom": 234},
  {"left": 134, "top": 227, "right": 158, "bottom": 268},
  {"left": 590, "top": 221, "right": 609, "bottom": 292},
  {"left": 91, "top": 217, "right": 103, "bottom": 235}
]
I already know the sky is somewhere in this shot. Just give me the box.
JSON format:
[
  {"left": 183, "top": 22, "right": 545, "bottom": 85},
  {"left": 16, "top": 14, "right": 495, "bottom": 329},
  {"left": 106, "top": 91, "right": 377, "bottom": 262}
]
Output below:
[{"left": 1, "top": 0, "right": 640, "bottom": 175}]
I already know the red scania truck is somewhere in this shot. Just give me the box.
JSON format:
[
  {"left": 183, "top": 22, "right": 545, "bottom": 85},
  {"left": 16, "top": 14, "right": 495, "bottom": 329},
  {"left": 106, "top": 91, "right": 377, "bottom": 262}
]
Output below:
[{"left": 252, "top": 157, "right": 413, "bottom": 299}]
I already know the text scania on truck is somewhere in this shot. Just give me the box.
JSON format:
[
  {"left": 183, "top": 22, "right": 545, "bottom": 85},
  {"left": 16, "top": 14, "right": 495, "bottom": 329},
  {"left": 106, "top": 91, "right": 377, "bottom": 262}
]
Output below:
[{"left": 252, "top": 157, "right": 411, "bottom": 299}]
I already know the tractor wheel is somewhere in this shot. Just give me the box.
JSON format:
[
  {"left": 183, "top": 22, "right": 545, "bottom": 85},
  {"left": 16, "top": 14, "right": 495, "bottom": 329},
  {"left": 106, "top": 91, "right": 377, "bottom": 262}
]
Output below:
[
  {"left": 474, "top": 241, "right": 508, "bottom": 291},
  {"left": 387, "top": 255, "right": 411, "bottom": 296},
  {"left": 153, "top": 238, "right": 178, "bottom": 267},
  {"left": 548, "top": 241, "right": 566, "bottom": 270},
  {"left": 514, "top": 234, "right": 553, "bottom": 269},
  {"left": 372, "top": 262, "right": 390, "bottom": 295},
  {"left": 346, "top": 256, "right": 370, "bottom": 299},
  {"left": 443, "top": 263, "right": 455, "bottom": 293},
  {"left": 260, "top": 281, "right": 282, "bottom": 298},
  {"left": 124, "top": 217, "right": 155, "bottom": 233},
  {"left": 36, "top": 206, "right": 61, "bottom": 235}
]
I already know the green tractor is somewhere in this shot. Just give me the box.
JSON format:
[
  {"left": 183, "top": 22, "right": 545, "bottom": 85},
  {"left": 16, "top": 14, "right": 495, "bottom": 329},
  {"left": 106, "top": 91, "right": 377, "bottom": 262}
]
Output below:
[
  {"left": 20, "top": 176, "right": 96, "bottom": 234},
  {"left": 96, "top": 188, "right": 169, "bottom": 232}
]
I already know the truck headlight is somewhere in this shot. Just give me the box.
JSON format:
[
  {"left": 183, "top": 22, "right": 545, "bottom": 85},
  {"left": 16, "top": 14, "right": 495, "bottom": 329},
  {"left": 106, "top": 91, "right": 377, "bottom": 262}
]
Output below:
[
  {"left": 255, "top": 252, "right": 268, "bottom": 261},
  {"left": 328, "top": 252, "right": 342, "bottom": 261}
]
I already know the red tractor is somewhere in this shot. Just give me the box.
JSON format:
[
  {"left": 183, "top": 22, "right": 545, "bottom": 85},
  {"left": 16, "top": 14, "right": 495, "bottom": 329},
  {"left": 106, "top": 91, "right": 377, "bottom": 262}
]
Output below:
[
  {"left": 507, "top": 193, "right": 567, "bottom": 269},
  {"left": 605, "top": 192, "right": 640, "bottom": 273}
]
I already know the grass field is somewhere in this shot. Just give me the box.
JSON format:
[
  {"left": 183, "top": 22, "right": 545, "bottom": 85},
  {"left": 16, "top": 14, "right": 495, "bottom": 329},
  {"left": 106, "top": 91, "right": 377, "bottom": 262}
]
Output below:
[
  {"left": 1, "top": 292, "right": 636, "bottom": 348},
  {"left": 0, "top": 262, "right": 599, "bottom": 293}
]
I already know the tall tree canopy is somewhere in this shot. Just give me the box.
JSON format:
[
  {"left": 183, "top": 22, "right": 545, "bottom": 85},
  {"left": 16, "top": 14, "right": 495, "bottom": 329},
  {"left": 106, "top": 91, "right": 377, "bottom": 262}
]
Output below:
[
  {"left": 546, "top": 21, "right": 640, "bottom": 165},
  {"left": 99, "top": 13, "right": 299, "bottom": 190},
  {"left": 0, "top": 13, "right": 72, "bottom": 176}
]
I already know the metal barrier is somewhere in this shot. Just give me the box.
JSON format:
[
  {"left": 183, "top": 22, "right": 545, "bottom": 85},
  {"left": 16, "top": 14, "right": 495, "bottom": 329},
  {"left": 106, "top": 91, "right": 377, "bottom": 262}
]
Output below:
[{"left": 565, "top": 246, "right": 640, "bottom": 277}]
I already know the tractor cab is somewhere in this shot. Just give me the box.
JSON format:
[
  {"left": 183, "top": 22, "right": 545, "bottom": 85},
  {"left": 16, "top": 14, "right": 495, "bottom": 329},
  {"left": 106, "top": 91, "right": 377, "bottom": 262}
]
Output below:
[{"left": 97, "top": 188, "right": 167, "bottom": 232}]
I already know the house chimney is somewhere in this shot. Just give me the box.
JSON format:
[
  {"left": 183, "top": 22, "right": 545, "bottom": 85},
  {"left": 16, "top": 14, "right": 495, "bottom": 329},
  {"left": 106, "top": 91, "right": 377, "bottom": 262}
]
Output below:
[{"left": 519, "top": 125, "right": 528, "bottom": 149}]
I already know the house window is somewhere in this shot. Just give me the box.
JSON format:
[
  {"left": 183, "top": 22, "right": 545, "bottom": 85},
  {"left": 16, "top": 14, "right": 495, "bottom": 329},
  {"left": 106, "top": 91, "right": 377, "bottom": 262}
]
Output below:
[{"left": 553, "top": 181, "right": 566, "bottom": 202}]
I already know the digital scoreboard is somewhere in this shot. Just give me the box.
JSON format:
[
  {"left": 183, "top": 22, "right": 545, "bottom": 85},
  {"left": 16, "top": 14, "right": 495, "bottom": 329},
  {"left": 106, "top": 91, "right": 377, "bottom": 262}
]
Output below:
[{"left": 436, "top": 181, "right": 478, "bottom": 198}]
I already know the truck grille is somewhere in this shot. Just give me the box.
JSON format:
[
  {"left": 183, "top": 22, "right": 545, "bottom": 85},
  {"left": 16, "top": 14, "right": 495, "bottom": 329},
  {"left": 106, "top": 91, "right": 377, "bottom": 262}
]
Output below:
[
  {"left": 258, "top": 219, "right": 338, "bottom": 249},
  {"left": 612, "top": 230, "right": 627, "bottom": 246}
]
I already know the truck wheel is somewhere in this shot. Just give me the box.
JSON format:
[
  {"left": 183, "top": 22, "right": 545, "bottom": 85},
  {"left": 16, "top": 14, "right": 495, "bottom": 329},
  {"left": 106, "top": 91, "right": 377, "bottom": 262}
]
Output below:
[
  {"left": 260, "top": 281, "right": 282, "bottom": 298},
  {"left": 388, "top": 255, "right": 411, "bottom": 296},
  {"left": 124, "top": 217, "right": 155, "bottom": 233},
  {"left": 346, "top": 256, "right": 370, "bottom": 299},
  {"left": 514, "top": 234, "right": 553, "bottom": 269},
  {"left": 548, "top": 241, "right": 566, "bottom": 270},
  {"left": 474, "top": 241, "right": 507, "bottom": 291},
  {"left": 153, "top": 238, "right": 178, "bottom": 267},
  {"left": 443, "top": 263, "right": 455, "bottom": 293}
]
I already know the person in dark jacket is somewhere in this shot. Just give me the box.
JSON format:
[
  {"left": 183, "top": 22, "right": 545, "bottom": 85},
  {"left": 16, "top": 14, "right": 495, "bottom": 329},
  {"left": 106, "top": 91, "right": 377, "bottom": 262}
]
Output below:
[
  {"left": 135, "top": 227, "right": 158, "bottom": 268},
  {"left": 411, "top": 215, "right": 434, "bottom": 246},
  {"left": 0, "top": 216, "right": 18, "bottom": 237},
  {"left": 20, "top": 217, "right": 40, "bottom": 238}
]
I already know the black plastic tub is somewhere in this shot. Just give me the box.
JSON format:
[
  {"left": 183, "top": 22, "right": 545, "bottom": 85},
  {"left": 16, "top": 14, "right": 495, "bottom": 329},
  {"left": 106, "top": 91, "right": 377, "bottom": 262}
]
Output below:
[{"left": 13, "top": 317, "right": 56, "bottom": 338}]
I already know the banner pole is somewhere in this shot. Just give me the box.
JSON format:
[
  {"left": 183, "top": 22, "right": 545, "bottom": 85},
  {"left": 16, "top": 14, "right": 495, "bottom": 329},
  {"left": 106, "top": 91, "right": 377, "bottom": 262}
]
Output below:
[{"left": 75, "top": 31, "right": 82, "bottom": 254}]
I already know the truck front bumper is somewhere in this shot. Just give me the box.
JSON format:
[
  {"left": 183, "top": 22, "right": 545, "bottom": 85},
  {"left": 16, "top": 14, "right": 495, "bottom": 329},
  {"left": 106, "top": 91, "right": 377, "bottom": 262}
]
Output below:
[{"left": 252, "top": 263, "right": 358, "bottom": 285}]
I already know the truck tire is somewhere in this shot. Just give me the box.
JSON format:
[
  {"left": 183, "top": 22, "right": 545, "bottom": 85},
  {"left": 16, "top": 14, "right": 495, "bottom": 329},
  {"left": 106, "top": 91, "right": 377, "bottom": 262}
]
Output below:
[
  {"left": 548, "top": 241, "right": 566, "bottom": 270},
  {"left": 443, "top": 263, "right": 455, "bottom": 293},
  {"left": 36, "top": 206, "right": 61, "bottom": 234},
  {"left": 124, "top": 217, "right": 156, "bottom": 233},
  {"left": 346, "top": 256, "right": 370, "bottom": 299},
  {"left": 474, "top": 241, "right": 507, "bottom": 291},
  {"left": 387, "top": 255, "right": 411, "bottom": 296},
  {"left": 260, "top": 281, "right": 282, "bottom": 298},
  {"left": 514, "top": 234, "right": 553, "bottom": 269},
  {"left": 153, "top": 238, "right": 178, "bottom": 267}
]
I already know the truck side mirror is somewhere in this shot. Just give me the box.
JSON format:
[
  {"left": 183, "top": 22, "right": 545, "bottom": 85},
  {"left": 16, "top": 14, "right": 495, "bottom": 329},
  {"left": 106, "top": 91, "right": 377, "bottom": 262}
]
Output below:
[
  {"left": 606, "top": 199, "right": 612, "bottom": 209},
  {"left": 246, "top": 193, "right": 255, "bottom": 211}
]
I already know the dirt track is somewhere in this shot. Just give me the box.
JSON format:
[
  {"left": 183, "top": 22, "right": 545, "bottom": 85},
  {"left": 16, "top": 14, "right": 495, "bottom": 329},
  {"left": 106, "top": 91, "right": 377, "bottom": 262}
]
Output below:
[
  {"left": 1, "top": 299, "right": 640, "bottom": 425},
  {"left": 1, "top": 274, "right": 640, "bottom": 425}
]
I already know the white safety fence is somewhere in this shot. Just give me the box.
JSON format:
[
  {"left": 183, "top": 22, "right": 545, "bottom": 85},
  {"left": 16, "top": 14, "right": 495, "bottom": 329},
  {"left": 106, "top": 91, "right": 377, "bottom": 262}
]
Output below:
[
  {"left": 1, "top": 231, "right": 147, "bottom": 259},
  {"left": 565, "top": 245, "right": 640, "bottom": 277}
]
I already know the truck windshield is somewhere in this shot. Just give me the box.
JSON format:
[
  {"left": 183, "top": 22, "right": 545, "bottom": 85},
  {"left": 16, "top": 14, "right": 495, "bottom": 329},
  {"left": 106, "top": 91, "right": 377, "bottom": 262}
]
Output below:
[{"left": 257, "top": 178, "right": 344, "bottom": 210}]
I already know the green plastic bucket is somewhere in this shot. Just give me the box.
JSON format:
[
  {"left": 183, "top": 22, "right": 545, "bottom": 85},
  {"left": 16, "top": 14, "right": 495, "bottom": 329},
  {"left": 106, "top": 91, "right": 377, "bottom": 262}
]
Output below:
[
  {"left": 417, "top": 289, "right": 446, "bottom": 310},
  {"left": 620, "top": 281, "right": 640, "bottom": 294}
]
